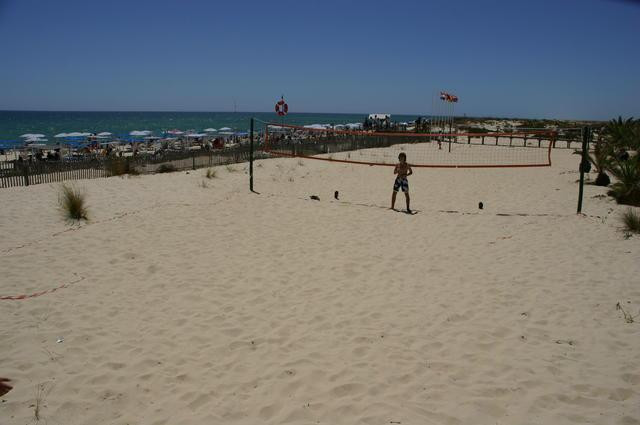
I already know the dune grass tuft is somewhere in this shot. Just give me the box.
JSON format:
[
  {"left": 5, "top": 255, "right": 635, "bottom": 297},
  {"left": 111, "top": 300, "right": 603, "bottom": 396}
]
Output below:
[
  {"left": 225, "top": 164, "right": 237, "bottom": 173},
  {"left": 205, "top": 168, "right": 217, "bottom": 179},
  {"left": 59, "top": 184, "right": 88, "bottom": 221},
  {"left": 621, "top": 208, "right": 640, "bottom": 234}
]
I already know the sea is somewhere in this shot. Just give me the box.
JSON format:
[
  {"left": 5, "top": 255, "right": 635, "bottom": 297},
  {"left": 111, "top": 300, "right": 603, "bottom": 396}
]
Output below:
[{"left": 0, "top": 111, "right": 422, "bottom": 142}]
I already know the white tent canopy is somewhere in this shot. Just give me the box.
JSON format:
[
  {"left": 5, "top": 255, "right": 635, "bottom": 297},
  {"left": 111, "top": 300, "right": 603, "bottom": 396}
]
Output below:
[
  {"left": 203, "top": 128, "right": 217, "bottom": 132},
  {"left": 368, "top": 113, "right": 390, "bottom": 120}
]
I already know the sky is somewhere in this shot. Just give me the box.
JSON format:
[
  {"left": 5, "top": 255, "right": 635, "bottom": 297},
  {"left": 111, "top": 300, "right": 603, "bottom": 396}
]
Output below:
[{"left": 0, "top": 0, "right": 638, "bottom": 119}]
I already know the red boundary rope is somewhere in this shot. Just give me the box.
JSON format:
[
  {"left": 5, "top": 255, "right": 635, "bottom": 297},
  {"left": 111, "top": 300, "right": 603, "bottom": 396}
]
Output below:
[{"left": 0, "top": 274, "right": 85, "bottom": 301}]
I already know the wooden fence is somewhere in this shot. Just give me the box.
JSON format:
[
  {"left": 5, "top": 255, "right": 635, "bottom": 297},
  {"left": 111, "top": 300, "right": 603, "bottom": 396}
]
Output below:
[{"left": 0, "top": 145, "right": 268, "bottom": 189}]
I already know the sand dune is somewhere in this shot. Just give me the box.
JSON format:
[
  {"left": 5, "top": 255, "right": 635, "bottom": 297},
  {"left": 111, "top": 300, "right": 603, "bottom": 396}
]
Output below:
[{"left": 1, "top": 149, "right": 639, "bottom": 425}]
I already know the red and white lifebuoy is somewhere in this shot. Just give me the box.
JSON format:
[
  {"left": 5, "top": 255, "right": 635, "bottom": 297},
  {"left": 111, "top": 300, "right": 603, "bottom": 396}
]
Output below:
[{"left": 275, "top": 98, "right": 288, "bottom": 116}]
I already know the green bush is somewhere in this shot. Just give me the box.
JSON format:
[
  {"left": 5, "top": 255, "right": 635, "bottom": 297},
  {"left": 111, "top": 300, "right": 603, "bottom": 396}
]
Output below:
[{"left": 59, "top": 184, "right": 88, "bottom": 221}]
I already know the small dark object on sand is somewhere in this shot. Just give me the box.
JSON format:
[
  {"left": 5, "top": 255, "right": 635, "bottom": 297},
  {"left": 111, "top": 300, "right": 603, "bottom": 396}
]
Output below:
[
  {"left": 310, "top": 195, "right": 320, "bottom": 201},
  {"left": 479, "top": 202, "right": 484, "bottom": 210},
  {"left": 334, "top": 191, "right": 339, "bottom": 200},
  {"left": 0, "top": 378, "right": 12, "bottom": 396}
]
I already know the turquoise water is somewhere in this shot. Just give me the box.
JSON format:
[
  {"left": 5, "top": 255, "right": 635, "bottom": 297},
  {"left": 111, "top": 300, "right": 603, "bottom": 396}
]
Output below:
[{"left": 0, "top": 111, "right": 421, "bottom": 141}]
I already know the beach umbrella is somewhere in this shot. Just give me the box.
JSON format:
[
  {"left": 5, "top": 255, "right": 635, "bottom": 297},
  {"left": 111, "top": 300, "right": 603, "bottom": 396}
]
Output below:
[
  {"left": 54, "top": 133, "right": 68, "bottom": 138},
  {"left": 97, "top": 132, "right": 112, "bottom": 136},
  {"left": 20, "top": 133, "right": 45, "bottom": 138},
  {"left": 304, "top": 124, "right": 328, "bottom": 130},
  {"left": 130, "top": 130, "right": 151, "bottom": 136},
  {"left": 79, "top": 132, "right": 92, "bottom": 137},
  {"left": 219, "top": 127, "right": 232, "bottom": 131},
  {"left": 204, "top": 128, "right": 217, "bottom": 132},
  {"left": 66, "top": 132, "right": 84, "bottom": 137}
]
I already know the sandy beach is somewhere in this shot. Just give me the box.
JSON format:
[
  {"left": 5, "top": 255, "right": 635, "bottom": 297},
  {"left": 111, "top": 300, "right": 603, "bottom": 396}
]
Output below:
[{"left": 1, "top": 148, "right": 639, "bottom": 425}]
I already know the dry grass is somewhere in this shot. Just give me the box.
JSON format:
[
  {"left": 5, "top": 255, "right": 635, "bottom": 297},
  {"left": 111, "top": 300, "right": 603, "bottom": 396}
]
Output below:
[
  {"left": 58, "top": 184, "right": 88, "bottom": 222},
  {"left": 621, "top": 208, "right": 640, "bottom": 234},
  {"left": 616, "top": 302, "right": 637, "bottom": 323},
  {"left": 205, "top": 168, "right": 217, "bottom": 179},
  {"left": 226, "top": 164, "right": 237, "bottom": 173}
]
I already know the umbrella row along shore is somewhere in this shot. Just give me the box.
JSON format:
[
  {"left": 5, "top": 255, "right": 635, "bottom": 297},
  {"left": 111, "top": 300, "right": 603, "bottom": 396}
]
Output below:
[{"left": 0, "top": 127, "right": 247, "bottom": 162}]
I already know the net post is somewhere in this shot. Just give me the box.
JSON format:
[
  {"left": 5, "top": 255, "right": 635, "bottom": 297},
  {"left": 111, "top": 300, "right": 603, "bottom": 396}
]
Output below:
[
  {"left": 577, "top": 126, "right": 590, "bottom": 214},
  {"left": 249, "top": 117, "right": 254, "bottom": 192}
]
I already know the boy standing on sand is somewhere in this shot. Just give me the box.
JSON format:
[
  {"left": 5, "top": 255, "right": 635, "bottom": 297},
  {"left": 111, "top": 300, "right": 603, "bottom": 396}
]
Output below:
[{"left": 391, "top": 152, "right": 412, "bottom": 213}]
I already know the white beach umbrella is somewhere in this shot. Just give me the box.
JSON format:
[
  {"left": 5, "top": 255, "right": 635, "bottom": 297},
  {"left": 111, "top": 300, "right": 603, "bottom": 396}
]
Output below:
[
  {"left": 79, "top": 132, "right": 92, "bottom": 137},
  {"left": 130, "top": 130, "right": 151, "bottom": 136},
  {"left": 20, "top": 133, "right": 45, "bottom": 138},
  {"left": 304, "top": 124, "right": 327, "bottom": 130},
  {"left": 54, "top": 133, "right": 68, "bottom": 138},
  {"left": 204, "top": 128, "right": 217, "bottom": 132},
  {"left": 66, "top": 132, "right": 84, "bottom": 137},
  {"left": 97, "top": 132, "right": 112, "bottom": 136},
  {"left": 219, "top": 127, "right": 232, "bottom": 131}
]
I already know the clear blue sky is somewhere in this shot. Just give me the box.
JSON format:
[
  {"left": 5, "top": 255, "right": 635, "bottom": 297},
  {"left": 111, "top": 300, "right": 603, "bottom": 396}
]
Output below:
[{"left": 0, "top": 0, "right": 638, "bottom": 119}]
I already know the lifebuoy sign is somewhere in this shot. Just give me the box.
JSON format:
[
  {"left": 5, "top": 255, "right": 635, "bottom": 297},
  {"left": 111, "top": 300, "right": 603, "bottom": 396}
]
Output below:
[{"left": 275, "top": 96, "right": 289, "bottom": 116}]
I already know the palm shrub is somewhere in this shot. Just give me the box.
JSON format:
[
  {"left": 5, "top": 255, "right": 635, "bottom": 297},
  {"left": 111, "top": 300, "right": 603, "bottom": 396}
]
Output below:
[
  {"left": 605, "top": 116, "right": 639, "bottom": 151},
  {"left": 607, "top": 155, "right": 640, "bottom": 206},
  {"left": 588, "top": 137, "right": 612, "bottom": 186},
  {"left": 59, "top": 184, "right": 88, "bottom": 221}
]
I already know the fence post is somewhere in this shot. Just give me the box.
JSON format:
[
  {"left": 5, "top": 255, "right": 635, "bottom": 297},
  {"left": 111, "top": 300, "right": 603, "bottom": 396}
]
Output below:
[
  {"left": 249, "top": 118, "right": 254, "bottom": 192},
  {"left": 577, "top": 126, "right": 591, "bottom": 214},
  {"left": 23, "top": 163, "right": 30, "bottom": 186}
]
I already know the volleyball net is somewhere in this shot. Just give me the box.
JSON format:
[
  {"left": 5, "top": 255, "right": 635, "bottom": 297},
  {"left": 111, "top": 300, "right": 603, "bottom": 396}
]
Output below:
[{"left": 261, "top": 123, "right": 555, "bottom": 168}]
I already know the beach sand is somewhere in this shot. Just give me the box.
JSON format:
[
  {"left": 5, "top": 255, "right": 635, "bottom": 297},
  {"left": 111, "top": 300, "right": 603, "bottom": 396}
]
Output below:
[{"left": 1, "top": 149, "right": 639, "bottom": 425}]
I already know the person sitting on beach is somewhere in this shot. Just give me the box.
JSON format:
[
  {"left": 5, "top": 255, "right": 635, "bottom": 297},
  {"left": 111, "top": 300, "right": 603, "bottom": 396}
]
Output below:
[{"left": 391, "top": 152, "right": 412, "bottom": 213}]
